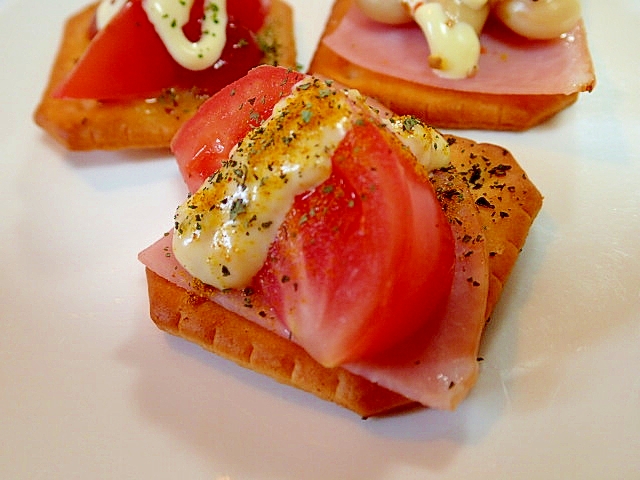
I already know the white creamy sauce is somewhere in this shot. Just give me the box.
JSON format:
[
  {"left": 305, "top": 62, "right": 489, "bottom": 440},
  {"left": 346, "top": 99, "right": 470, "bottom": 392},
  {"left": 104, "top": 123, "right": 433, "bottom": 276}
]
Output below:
[
  {"left": 412, "top": 2, "right": 483, "bottom": 79},
  {"left": 383, "top": 116, "right": 450, "bottom": 171},
  {"left": 96, "top": 0, "right": 229, "bottom": 70},
  {"left": 143, "top": 0, "right": 228, "bottom": 70}
]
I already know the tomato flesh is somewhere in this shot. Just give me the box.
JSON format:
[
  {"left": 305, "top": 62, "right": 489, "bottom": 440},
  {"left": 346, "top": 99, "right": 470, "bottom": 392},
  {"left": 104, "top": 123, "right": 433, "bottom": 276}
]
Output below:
[
  {"left": 54, "top": 0, "right": 266, "bottom": 100},
  {"left": 170, "top": 66, "right": 455, "bottom": 366}
]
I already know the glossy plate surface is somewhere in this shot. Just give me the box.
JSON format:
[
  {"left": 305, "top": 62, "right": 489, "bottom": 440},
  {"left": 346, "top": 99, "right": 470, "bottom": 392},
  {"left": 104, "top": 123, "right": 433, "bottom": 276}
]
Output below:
[{"left": 1, "top": 0, "right": 638, "bottom": 478}]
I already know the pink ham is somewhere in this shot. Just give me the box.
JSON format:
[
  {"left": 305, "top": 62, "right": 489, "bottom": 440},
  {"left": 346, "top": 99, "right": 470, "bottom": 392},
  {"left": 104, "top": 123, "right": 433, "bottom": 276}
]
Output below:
[{"left": 322, "top": 3, "right": 595, "bottom": 96}]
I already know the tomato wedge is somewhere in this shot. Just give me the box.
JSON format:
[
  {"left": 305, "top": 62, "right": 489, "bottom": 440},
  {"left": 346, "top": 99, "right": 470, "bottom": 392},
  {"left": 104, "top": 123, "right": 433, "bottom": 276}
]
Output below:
[
  {"left": 251, "top": 122, "right": 455, "bottom": 366},
  {"left": 170, "top": 66, "right": 456, "bottom": 366},
  {"left": 54, "top": 0, "right": 266, "bottom": 101}
]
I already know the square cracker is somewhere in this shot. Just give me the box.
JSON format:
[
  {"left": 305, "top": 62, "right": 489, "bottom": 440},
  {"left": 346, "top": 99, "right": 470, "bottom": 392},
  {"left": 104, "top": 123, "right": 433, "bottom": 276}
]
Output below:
[{"left": 144, "top": 136, "right": 543, "bottom": 417}]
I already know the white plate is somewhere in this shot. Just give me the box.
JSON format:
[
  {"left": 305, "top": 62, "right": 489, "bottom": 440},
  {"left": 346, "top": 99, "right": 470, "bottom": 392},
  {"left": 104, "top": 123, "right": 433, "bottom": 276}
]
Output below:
[{"left": 1, "top": 0, "right": 639, "bottom": 478}]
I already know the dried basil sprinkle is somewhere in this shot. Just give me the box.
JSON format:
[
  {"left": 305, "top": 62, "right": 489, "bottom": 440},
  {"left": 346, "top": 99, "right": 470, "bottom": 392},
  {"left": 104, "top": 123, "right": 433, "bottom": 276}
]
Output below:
[{"left": 301, "top": 109, "right": 313, "bottom": 123}]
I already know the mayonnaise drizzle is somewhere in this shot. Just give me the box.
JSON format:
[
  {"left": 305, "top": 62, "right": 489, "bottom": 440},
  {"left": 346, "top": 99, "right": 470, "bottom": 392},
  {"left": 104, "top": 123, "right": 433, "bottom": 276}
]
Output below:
[
  {"left": 143, "top": 0, "right": 227, "bottom": 70},
  {"left": 407, "top": 1, "right": 485, "bottom": 78},
  {"left": 96, "top": 0, "right": 228, "bottom": 70},
  {"left": 383, "top": 116, "right": 450, "bottom": 171}
]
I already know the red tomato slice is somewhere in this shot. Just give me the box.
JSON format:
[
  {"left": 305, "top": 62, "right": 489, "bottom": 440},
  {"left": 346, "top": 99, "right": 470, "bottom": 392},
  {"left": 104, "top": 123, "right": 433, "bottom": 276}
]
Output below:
[
  {"left": 171, "top": 65, "right": 305, "bottom": 192},
  {"left": 54, "top": 0, "right": 265, "bottom": 101},
  {"left": 170, "top": 66, "right": 456, "bottom": 366},
  {"left": 251, "top": 122, "right": 455, "bottom": 366}
]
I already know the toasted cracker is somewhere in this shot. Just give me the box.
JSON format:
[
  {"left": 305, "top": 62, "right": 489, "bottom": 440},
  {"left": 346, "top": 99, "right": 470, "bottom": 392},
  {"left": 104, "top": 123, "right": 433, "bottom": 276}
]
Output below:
[
  {"left": 33, "top": 1, "right": 296, "bottom": 150},
  {"left": 443, "top": 136, "right": 543, "bottom": 316},
  {"left": 144, "top": 137, "right": 542, "bottom": 417},
  {"left": 307, "top": 0, "right": 579, "bottom": 131}
]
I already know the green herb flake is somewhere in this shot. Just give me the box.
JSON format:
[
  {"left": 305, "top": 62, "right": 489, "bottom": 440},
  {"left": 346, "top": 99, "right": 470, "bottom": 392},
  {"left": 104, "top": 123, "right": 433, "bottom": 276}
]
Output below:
[
  {"left": 403, "top": 116, "right": 420, "bottom": 131},
  {"left": 301, "top": 109, "right": 313, "bottom": 123},
  {"left": 229, "top": 198, "right": 247, "bottom": 220}
]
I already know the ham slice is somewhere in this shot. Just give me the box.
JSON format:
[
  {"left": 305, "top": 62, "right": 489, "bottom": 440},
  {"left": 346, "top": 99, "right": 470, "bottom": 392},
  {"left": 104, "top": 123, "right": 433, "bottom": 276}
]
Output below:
[
  {"left": 138, "top": 164, "right": 489, "bottom": 410},
  {"left": 322, "top": 3, "right": 595, "bottom": 96}
]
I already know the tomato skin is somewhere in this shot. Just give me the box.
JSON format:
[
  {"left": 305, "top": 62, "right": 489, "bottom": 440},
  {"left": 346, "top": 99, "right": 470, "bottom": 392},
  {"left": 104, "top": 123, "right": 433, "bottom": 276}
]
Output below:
[
  {"left": 171, "top": 66, "right": 305, "bottom": 192},
  {"left": 170, "top": 66, "right": 455, "bottom": 366},
  {"left": 54, "top": 0, "right": 266, "bottom": 101}
]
